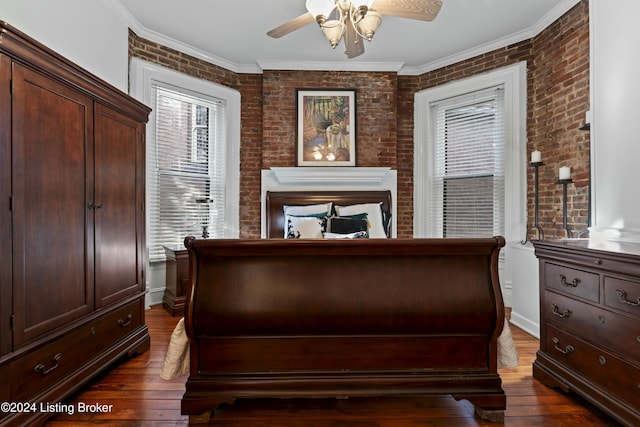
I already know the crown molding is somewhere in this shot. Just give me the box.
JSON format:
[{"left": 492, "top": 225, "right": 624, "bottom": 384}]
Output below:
[
  {"left": 399, "top": 0, "right": 581, "bottom": 75},
  {"left": 100, "top": 0, "right": 262, "bottom": 74},
  {"left": 105, "top": 0, "right": 580, "bottom": 76},
  {"left": 257, "top": 60, "right": 405, "bottom": 73}
]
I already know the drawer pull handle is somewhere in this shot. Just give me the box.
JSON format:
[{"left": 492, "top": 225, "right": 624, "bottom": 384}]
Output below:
[
  {"left": 559, "top": 274, "right": 580, "bottom": 287},
  {"left": 117, "top": 314, "right": 133, "bottom": 327},
  {"left": 552, "top": 337, "right": 574, "bottom": 355},
  {"left": 34, "top": 353, "right": 62, "bottom": 375},
  {"left": 551, "top": 304, "right": 572, "bottom": 318},
  {"left": 598, "top": 356, "right": 607, "bottom": 366},
  {"left": 616, "top": 289, "right": 640, "bottom": 307}
]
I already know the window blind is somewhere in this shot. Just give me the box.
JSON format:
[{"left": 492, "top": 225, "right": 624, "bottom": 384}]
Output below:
[
  {"left": 147, "top": 86, "right": 227, "bottom": 261},
  {"left": 427, "top": 86, "right": 505, "bottom": 238}
]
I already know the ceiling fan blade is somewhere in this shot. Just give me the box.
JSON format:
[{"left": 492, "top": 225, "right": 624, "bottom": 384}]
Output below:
[
  {"left": 344, "top": 22, "right": 365, "bottom": 59},
  {"left": 267, "top": 13, "right": 316, "bottom": 38},
  {"left": 372, "top": 0, "right": 442, "bottom": 21}
]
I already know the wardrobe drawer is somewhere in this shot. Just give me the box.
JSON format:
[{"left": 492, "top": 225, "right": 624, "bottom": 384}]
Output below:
[
  {"left": 544, "top": 262, "right": 599, "bottom": 302},
  {"left": 604, "top": 276, "right": 640, "bottom": 318},
  {"left": 91, "top": 299, "right": 143, "bottom": 354},
  {"left": 543, "top": 291, "right": 640, "bottom": 363},
  {"left": 10, "top": 300, "right": 143, "bottom": 401},
  {"left": 0, "top": 363, "right": 9, "bottom": 403},
  {"left": 544, "top": 325, "right": 640, "bottom": 408},
  {"left": 11, "top": 327, "right": 88, "bottom": 401}
]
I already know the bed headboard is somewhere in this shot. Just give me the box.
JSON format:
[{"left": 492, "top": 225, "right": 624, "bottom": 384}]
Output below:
[{"left": 265, "top": 190, "right": 392, "bottom": 239}]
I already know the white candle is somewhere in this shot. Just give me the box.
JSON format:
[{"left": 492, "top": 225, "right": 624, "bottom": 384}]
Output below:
[
  {"left": 531, "top": 150, "right": 541, "bottom": 163},
  {"left": 559, "top": 166, "right": 571, "bottom": 180}
]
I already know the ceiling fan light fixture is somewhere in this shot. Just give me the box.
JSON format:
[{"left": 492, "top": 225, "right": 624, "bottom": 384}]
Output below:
[
  {"left": 268, "top": 0, "right": 442, "bottom": 59},
  {"left": 306, "top": 0, "right": 336, "bottom": 24},
  {"left": 321, "top": 19, "right": 345, "bottom": 48},
  {"left": 351, "top": 0, "right": 375, "bottom": 7},
  {"left": 351, "top": 0, "right": 375, "bottom": 17},
  {"left": 356, "top": 10, "right": 381, "bottom": 40}
]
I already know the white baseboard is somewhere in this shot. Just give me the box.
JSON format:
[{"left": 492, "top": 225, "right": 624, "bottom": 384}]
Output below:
[
  {"left": 145, "top": 286, "right": 165, "bottom": 309},
  {"left": 510, "top": 310, "right": 540, "bottom": 339},
  {"left": 145, "top": 261, "right": 167, "bottom": 309},
  {"left": 501, "top": 284, "right": 512, "bottom": 308}
]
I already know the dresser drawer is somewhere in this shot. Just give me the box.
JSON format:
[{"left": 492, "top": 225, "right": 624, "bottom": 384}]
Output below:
[
  {"left": 543, "top": 291, "right": 640, "bottom": 363},
  {"left": 604, "top": 276, "right": 640, "bottom": 318},
  {"left": 544, "top": 262, "right": 599, "bottom": 302},
  {"left": 543, "top": 325, "right": 640, "bottom": 408},
  {"left": 10, "top": 300, "right": 143, "bottom": 401}
]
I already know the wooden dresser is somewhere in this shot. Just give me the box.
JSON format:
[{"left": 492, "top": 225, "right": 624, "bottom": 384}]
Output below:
[
  {"left": 533, "top": 239, "right": 640, "bottom": 426},
  {"left": 0, "top": 22, "right": 151, "bottom": 426}
]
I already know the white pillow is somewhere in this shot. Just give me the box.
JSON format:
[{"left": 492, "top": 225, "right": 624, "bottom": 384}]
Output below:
[
  {"left": 335, "top": 203, "right": 387, "bottom": 238},
  {"left": 323, "top": 231, "right": 368, "bottom": 239},
  {"left": 285, "top": 215, "right": 326, "bottom": 239},
  {"left": 283, "top": 203, "right": 332, "bottom": 216}
]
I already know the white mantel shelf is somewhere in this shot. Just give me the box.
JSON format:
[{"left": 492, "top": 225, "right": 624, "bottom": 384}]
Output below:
[
  {"left": 261, "top": 167, "right": 398, "bottom": 238},
  {"left": 268, "top": 167, "right": 394, "bottom": 186}
]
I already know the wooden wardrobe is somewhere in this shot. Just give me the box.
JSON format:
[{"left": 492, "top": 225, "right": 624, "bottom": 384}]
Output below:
[{"left": 0, "top": 22, "right": 151, "bottom": 426}]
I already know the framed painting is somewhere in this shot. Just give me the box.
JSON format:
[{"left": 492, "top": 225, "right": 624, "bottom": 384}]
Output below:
[{"left": 296, "top": 89, "right": 356, "bottom": 166}]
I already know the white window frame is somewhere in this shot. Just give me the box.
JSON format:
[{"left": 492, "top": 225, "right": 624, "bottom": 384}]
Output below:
[
  {"left": 129, "top": 57, "right": 241, "bottom": 250},
  {"left": 414, "top": 62, "right": 527, "bottom": 244}
]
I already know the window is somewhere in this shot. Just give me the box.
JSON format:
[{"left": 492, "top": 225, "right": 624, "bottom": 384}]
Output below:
[
  {"left": 428, "top": 86, "right": 505, "bottom": 238},
  {"left": 414, "top": 62, "right": 527, "bottom": 243},
  {"left": 414, "top": 63, "right": 526, "bottom": 309},
  {"left": 129, "top": 58, "right": 240, "bottom": 262},
  {"left": 148, "top": 87, "right": 227, "bottom": 260}
]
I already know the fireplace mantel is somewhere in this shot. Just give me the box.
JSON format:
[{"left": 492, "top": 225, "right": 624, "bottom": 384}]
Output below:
[{"left": 261, "top": 167, "right": 397, "bottom": 238}]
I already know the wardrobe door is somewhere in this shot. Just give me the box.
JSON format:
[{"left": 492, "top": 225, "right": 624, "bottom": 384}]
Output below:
[
  {"left": 0, "top": 54, "right": 11, "bottom": 356},
  {"left": 93, "top": 103, "right": 145, "bottom": 308},
  {"left": 12, "top": 63, "right": 94, "bottom": 347}
]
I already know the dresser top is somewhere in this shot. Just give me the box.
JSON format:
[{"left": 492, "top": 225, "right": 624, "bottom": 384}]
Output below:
[{"left": 533, "top": 238, "right": 640, "bottom": 260}]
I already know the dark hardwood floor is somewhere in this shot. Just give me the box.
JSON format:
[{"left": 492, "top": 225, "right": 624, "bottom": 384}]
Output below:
[{"left": 44, "top": 305, "right": 622, "bottom": 426}]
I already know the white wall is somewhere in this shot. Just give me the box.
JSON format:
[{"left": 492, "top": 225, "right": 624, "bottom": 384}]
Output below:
[
  {"left": 590, "top": 0, "right": 640, "bottom": 237},
  {"left": 506, "top": 244, "right": 539, "bottom": 337},
  {"left": 2, "top": 0, "right": 129, "bottom": 91}
]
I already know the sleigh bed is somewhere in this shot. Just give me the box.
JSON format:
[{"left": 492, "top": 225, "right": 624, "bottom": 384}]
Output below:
[{"left": 168, "top": 190, "right": 517, "bottom": 423}]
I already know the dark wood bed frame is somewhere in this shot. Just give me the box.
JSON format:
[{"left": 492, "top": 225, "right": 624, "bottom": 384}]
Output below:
[{"left": 181, "top": 191, "right": 507, "bottom": 423}]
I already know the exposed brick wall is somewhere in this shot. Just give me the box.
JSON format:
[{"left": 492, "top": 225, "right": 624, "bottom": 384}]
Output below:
[
  {"left": 129, "top": 0, "right": 589, "bottom": 240},
  {"left": 262, "top": 71, "right": 397, "bottom": 168},
  {"left": 396, "top": 76, "right": 421, "bottom": 237},
  {"left": 128, "top": 31, "right": 238, "bottom": 89},
  {"left": 529, "top": 0, "right": 590, "bottom": 238},
  {"left": 237, "top": 74, "right": 264, "bottom": 238}
]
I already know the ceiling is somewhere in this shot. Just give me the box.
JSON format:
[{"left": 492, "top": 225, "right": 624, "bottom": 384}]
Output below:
[{"left": 109, "top": 0, "right": 580, "bottom": 74}]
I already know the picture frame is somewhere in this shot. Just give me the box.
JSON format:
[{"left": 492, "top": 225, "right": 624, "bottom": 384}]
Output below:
[{"left": 296, "top": 89, "right": 356, "bottom": 166}]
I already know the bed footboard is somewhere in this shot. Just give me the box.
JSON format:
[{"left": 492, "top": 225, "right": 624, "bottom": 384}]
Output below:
[{"left": 181, "top": 237, "right": 507, "bottom": 422}]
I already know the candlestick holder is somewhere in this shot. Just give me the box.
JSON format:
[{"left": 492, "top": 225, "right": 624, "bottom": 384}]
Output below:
[
  {"left": 558, "top": 178, "right": 573, "bottom": 238},
  {"left": 524, "top": 161, "right": 544, "bottom": 243}
]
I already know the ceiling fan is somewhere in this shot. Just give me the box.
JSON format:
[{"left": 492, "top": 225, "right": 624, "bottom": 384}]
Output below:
[{"left": 267, "top": 0, "right": 443, "bottom": 59}]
